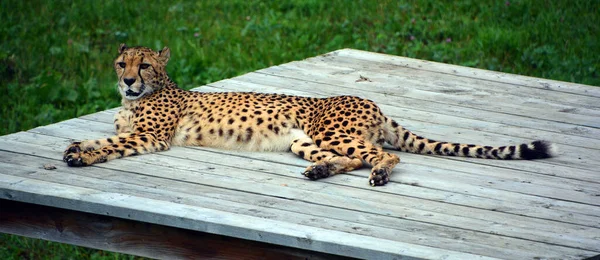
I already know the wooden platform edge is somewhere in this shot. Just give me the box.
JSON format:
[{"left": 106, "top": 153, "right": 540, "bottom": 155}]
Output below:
[{"left": 0, "top": 199, "right": 351, "bottom": 260}]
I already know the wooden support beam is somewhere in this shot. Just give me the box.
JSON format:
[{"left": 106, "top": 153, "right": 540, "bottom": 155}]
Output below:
[{"left": 0, "top": 199, "right": 349, "bottom": 260}]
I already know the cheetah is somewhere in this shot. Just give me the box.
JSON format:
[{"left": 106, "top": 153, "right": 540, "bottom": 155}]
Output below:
[{"left": 63, "top": 44, "right": 557, "bottom": 186}]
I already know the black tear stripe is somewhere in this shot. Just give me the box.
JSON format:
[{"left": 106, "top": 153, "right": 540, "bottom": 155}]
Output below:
[
  {"left": 152, "top": 61, "right": 158, "bottom": 75},
  {"left": 138, "top": 63, "right": 145, "bottom": 86}
]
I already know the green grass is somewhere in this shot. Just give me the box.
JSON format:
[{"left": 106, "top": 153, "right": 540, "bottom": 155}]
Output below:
[
  {"left": 0, "top": 234, "right": 144, "bottom": 260},
  {"left": 0, "top": 0, "right": 598, "bottom": 258}
]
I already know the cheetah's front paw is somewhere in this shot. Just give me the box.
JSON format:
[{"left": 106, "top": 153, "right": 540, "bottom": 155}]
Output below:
[
  {"left": 63, "top": 142, "right": 89, "bottom": 167},
  {"left": 64, "top": 153, "right": 89, "bottom": 167},
  {"left": 63, "top": 142, "right": 82, "bottom": 162}
]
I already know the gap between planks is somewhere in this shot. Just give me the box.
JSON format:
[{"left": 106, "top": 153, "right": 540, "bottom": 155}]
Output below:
[{"left": 0, "top": 149, "right": 596, "bottom": 255}]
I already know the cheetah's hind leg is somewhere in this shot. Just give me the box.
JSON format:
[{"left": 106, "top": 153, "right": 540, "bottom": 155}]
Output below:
[
  {"left": 290, "top": 131, "right": 363, "bottom": 180},
  {"left": 318, "top": 135, "right": 400, "bottom": 187}
]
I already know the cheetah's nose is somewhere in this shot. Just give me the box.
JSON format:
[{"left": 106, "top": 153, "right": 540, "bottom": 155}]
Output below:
[{"left": 124, "top": 78, "right": 136, "bottom": 86}]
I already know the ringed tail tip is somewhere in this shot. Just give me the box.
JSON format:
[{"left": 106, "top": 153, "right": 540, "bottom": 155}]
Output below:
[{"left": 520, "top": 140, "right": 557, "bottom": 160}]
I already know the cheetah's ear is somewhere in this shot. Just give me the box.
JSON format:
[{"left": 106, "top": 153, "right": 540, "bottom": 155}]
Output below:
[
  {"left": 118, "top": 43, "right": 128, "bottom": 54},
  {"left": 158, "top": 46, "right": 170, "bottom": 63}
]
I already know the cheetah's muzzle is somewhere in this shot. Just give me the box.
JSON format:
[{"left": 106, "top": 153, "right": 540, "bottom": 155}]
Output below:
[{"left": 125, "top": 85, "right": 145, "bottom": 97}]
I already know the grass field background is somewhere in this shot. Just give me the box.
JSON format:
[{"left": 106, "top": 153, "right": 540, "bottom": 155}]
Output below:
[{"left": 1, "top": 0, "right": 598, "bottom": 258}]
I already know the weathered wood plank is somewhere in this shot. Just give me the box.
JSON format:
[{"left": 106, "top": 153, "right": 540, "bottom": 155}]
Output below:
[
  {"left": 7, "top": 130, "right": 600, "bottom": 231},
  {"left": 0, "top": 199, "right": 343, "bottom": 260},
  {"left": 301, "top": 53, "right": 600, "bottom": 110},
  {"left": 2, "top": 172, "right": 498, "bottom": 260},
  {"left": 332, "top": 49, "right": 600, "bottom": 97},
  {"left": 0, "top": 159, "right": 581, "bottom": 259},
  {"left": 2, "top": 134, "right": 600, "bottom": 253},
  {"left": 0, "top": 173, "right": 510, "bottom": 260},
  {"left": 0, "top": 152, "right": 597, "bottom": 259}
]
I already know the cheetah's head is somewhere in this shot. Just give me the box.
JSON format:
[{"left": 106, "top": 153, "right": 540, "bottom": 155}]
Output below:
[{"left": 114, "top": 44, "right": 171, "bottom": 100}]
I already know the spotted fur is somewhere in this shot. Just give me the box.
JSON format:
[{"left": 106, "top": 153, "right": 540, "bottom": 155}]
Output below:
[{"left": 63, "top": 44, "right": 557, "bottom": 186}]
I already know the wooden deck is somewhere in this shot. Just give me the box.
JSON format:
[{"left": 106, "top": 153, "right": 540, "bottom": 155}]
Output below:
[{"left": 1, "top": 49, "right": 599, "bottom": 259}]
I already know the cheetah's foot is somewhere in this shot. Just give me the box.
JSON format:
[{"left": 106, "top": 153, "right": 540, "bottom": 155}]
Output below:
[
  {"left": 369, "top": 168, "right": 390, "bottom": 186},
  {"left": 303, "top": 163, "right": 333, "bottom": 180}
]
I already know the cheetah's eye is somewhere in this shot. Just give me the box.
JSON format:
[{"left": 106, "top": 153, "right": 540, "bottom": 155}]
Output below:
[
  {"left": 117, "top": 62, "right": 126, "bottom": 68},
  {"left": 139, "top": 64, "right": 151, "bottom": 70}
]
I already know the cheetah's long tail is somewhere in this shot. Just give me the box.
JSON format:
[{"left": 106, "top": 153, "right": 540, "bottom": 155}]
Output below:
[{"left": 383, "top": 117, "right": 557, "bottom": 160}]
